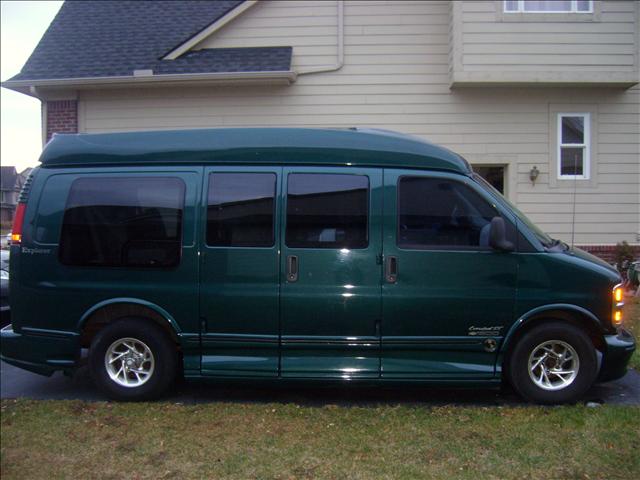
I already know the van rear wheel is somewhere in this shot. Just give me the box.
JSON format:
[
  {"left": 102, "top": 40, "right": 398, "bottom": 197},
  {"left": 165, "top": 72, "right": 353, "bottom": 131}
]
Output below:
[
  {"left": 508, "top": 322, "right": 597, "bottom": 404},
  {"left": 89, "top": 318, "right": 177, "bottom": 401}
]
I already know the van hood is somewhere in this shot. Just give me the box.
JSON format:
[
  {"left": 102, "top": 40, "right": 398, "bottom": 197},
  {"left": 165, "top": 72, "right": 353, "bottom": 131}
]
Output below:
[{"left": 570, "top": 246, "right": 620, "bottom": 276}]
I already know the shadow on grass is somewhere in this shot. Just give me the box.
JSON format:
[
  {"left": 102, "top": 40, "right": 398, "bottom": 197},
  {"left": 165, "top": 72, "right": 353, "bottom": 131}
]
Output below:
[{"left": 170, "top": 375, "right": 518, "bottom": 407}]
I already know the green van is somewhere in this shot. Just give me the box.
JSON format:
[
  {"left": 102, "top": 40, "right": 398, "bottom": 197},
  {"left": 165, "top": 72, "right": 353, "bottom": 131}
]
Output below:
[{"left": 1, "top": 128, "right": 635, "bottom": 403}]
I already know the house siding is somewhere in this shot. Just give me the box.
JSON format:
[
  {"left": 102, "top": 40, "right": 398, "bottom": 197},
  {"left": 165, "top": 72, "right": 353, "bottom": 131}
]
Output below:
[
  {"left": 450, "top": 0, "right": 639, "bottom": 85},
  {"left": 76, "top": 0, "right": 639, "bottom": 246}
]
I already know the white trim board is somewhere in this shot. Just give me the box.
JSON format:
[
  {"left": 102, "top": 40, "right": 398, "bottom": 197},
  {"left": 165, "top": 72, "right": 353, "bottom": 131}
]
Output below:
[{"left": 163, "top": 1, "right": 259, "bottom": 60}]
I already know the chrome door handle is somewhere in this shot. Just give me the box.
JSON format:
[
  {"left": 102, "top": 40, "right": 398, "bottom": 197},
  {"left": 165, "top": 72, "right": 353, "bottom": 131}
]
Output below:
[
  {"left": 287, "top": 255, "right": 298, "bottom": 282},
  {"left": 385, "top": 255, "right": 397, "bottom": 283}
]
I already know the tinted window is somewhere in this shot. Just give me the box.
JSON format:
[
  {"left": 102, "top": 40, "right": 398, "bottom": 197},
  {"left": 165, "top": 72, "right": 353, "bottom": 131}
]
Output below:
[
  {"left": 34, "top": 175, "right": 73, "bottom": 244},
  {"left": 398, "top": 177, "right": 506, "bottom": 249},
  {"left": 59, "top": 177, "right": 184, "bottom": 268},
  {"left": 286, "top": 174, "right": 368, "bottom": 249},
  {"left": 207, "top": 173, "right": 276, "bottom": 247}
]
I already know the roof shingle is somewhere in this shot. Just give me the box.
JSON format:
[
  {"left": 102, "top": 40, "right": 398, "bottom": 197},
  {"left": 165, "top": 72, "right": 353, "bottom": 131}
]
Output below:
[
  {"left": 0, "top": 167, "right": 18, "bottom": 191},
  {"left": 9, "top": 0, "right": 292, "bottom": 81}
]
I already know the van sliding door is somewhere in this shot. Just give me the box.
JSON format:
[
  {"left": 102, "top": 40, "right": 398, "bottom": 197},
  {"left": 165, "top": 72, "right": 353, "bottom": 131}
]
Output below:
[
  {"left": 279, "top": 167, "right": 383, "bottom": 378},
  {"left": 199, "top": 168, "right": 281, "bottom": 376}
]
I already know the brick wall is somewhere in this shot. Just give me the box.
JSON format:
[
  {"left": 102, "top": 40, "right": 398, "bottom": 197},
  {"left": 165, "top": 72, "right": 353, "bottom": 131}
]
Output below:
[
  {"left": 578, "top": 245, "right": 640, "bottom": 265},
  {"left": 46, "top": 100, "right": 78, "bottom": 141}
]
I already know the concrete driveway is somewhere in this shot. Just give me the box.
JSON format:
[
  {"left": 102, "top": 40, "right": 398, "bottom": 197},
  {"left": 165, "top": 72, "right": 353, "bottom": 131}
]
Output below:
[{"left": 2, "top": 360, "right": 639, "bottom": 406}]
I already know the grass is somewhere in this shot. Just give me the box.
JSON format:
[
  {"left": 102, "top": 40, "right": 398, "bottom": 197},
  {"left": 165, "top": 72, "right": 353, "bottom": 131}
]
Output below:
[
  {"left": 1, "top": 399, "right": 639, "bottom": 480},
  {"left": 624, "top": 295, "right": 639, "bottom": 370},
  {"left": 1, "top": 297, "right": 637, "bottom": 479}
]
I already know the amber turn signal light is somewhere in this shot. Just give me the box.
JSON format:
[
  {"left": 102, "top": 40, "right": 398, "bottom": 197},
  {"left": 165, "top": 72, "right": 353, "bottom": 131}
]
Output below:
[
  {"left": 613, "top": 287, "right": 623, "bottom": 303},
  {"left": 612, "top": 284, "right": 624, "bottom": 327},
  {"left": 613, "top": 310, "right": 623, "bottom": 326}
]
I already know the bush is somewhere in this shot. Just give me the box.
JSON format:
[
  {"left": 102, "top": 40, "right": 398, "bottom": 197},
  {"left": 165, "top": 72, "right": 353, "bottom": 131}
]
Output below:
[{"left": 614, "top": 241, "right": 635, "bottom": 279}]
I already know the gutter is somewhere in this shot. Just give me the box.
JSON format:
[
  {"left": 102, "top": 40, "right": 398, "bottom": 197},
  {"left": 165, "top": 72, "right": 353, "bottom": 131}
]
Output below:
[
  {"left": 297, "top": 0, "right": 344, "bottom": 76},
  {"left": 1, "top": 0, "right": 343, "bottom": 95},
  {"left": 1, "top": 70, "right": 298, "bottom": 97}
]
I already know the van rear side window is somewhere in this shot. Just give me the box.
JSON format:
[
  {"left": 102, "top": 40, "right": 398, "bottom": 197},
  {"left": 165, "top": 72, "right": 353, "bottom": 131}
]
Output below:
[{"left": 59, "top": 177, "right": 185, "bottom": 268}]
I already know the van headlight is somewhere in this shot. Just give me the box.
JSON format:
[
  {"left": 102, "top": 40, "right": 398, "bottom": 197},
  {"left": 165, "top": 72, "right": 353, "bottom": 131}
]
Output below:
[{"left": 612, "top": 284, "right": 624, "bottom": 327}]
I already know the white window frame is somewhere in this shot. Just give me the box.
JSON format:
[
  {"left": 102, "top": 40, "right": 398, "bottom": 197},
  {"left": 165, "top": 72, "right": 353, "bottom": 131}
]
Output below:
[
  {"left": 504, "top": 1, "right": 593, "bottom": 13},
  {"left": 557, "top": 113, "right": 590, "bottom": 180}
]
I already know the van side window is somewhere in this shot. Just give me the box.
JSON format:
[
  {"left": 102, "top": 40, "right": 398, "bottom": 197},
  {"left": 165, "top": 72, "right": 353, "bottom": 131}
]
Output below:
[
  {"left": 398, "top": 177, "right": 505, "bottom": 250},
  {"left": 59, "top": 177, "right": 185, "bottom": 268},
  {"left": 207, "top": 173, "right": 276, "bottom": 247},
  {"left": 286, "top": 173, "right": 368, "bottom": 249}
]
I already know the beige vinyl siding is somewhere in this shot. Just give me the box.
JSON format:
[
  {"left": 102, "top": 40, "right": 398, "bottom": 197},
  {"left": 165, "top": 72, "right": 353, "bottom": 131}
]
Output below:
[
  {"left": 78, "top": 0, "right": 640, "bottom": 245},
  {"left": 451, "top": 0, "right": 639, "bottom": 85},
  {"left": 194, "top": 0, "right": 339, "bottom": 70}
]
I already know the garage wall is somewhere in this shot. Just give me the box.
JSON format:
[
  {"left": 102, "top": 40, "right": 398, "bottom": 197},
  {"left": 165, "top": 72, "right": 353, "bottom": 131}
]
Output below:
[{"left": 77, "top": 0, "right": 640, "bottom": 245}]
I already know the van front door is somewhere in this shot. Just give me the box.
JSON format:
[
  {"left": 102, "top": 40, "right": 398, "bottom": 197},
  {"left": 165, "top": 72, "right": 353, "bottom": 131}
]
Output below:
[
  {"left": 200, "top": 168, "right": 281, "bottom": 376},
  {"left": 381, "top": 170, "right": 518, "bottom": 378},
  {"left": 280, "top": 168, "right": 383, "bottom": 378}
]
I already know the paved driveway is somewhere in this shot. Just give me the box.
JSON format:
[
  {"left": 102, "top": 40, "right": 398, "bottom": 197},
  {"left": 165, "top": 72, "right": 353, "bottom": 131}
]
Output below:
[{"left": 2, "top": 360, "right": 639, "bottom": 406}]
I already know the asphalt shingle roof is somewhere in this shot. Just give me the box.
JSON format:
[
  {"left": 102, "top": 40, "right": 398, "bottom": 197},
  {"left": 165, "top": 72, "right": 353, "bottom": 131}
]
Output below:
[
  {"left": 154, "top": 47, "right": 293, "bottom": 75},
  {"left": 0, "top": 167, "right": 18, "bottom": 191},
  {"left": 9, "top": 0, "right": 293, "bottom": 82}
]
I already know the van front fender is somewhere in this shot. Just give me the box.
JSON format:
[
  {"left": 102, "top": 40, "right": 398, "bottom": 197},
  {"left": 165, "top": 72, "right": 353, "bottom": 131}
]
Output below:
[{"left": 497, "top": 303, "right": 604, "bottom": 368}]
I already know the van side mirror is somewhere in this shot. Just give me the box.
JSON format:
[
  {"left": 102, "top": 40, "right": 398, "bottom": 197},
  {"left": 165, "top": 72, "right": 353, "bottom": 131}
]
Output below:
[{"left": 489, "top": 217, "right": 514, "bottom": 252}]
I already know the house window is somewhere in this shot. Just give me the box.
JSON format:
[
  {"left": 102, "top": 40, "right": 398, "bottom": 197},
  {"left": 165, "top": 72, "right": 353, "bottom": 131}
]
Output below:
[
  {"left": 504, "top": 1, "right": 592, "bottom": 13},
  {"left": 558, "top": 113, "right": 590, "bottom": 179}
]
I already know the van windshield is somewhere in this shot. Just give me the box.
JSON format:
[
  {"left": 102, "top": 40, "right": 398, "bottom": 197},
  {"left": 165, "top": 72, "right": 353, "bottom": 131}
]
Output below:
[{"left": 472, "top": 173, "right": 553, "bottom": 248}]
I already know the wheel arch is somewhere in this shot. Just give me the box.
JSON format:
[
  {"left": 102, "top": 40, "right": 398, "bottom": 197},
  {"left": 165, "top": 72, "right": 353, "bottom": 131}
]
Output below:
[
  {"left": 498, "top": 304, "right": 606, "bottom": 374},
  {"left": 77, "top": 298, "right": 181, "bottom": 348}
]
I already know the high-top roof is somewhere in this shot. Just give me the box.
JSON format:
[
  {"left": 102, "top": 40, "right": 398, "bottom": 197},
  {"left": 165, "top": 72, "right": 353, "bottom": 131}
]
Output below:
[{"left": 39, "top": 128, "right": 471, "bottom": 174}]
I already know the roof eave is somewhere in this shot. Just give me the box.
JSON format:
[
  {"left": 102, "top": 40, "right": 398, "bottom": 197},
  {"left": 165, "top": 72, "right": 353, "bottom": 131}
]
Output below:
[{"left": 1, "top": 70, "right": 297, "bottom": 97}]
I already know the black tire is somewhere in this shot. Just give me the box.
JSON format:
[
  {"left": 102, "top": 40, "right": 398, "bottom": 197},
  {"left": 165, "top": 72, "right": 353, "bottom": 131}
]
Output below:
[
  {"left": 507, "top": 322, "right": 598, "bottom": 405},
  {"left": 89, "top": 318, "right": 178, "bottom": 401}
]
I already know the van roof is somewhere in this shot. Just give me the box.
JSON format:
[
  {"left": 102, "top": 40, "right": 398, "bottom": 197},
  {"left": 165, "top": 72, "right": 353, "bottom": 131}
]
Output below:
[{"left": 39, "top": 128, "right": 471, "bottom": 174}]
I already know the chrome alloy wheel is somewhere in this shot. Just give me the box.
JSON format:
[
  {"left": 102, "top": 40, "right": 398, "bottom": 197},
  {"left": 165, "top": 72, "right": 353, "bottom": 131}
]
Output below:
[
  {"left": 104, "top": 337, "right": 155, "bottom": 388},
  {"left": 528, "top": 340, "right": 580, "bottom": 391}
]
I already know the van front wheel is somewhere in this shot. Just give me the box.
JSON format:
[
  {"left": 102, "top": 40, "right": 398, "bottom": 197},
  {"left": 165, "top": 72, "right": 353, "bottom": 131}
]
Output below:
[
  {"left": 508, "top": 322, "right": 597, "bottom": 404},
  {"left": 89, "top": 318, "right": 177, "bottom": 401}
]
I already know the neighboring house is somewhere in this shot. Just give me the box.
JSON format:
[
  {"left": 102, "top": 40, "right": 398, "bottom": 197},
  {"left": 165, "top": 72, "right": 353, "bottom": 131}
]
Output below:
[
  {"left": 0, "top": 167, "right": 32, "bottom": 231},
  {"left": 2, "top": 0, "right": 639, "bottom": 259}
]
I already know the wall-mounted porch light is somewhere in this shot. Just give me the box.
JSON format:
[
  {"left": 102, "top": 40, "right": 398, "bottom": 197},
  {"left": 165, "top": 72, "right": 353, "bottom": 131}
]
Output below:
[{"left": 529, "top": 166, "right": 539, "bottom": 185}]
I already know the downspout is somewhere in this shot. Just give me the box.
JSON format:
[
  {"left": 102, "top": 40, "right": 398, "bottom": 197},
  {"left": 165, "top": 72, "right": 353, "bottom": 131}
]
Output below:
[
  {"left": 30, "top": 86, "right": 47, "bottom": 146},
  {"left": 297, "top": 0, "right": 344, "bottom": 75},
  {"left": 40, "top": 97, "right": 48, "bottom": 147}
]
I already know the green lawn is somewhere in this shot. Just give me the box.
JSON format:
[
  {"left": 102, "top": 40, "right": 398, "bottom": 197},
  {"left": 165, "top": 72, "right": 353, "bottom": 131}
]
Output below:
[
  {"left": 1, "top": 297, "right": 637, "bottom": 479},
  {"left": 1, "top": 399, "right": 638, "bottom": 480}
]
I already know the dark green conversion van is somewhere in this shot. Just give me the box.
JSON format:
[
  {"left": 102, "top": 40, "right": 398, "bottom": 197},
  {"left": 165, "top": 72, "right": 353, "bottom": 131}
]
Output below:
[{"left": 1, "top": 128, "right": 635, "bottom": 403}]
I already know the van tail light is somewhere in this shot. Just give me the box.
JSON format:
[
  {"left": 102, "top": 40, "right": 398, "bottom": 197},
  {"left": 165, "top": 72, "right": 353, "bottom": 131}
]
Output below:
[
  {"left": 11, "top": 203, "right": 26, "bottom": 245},
  {"left": 612, "top": 284, "right": 624, "bottom": 327}
]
